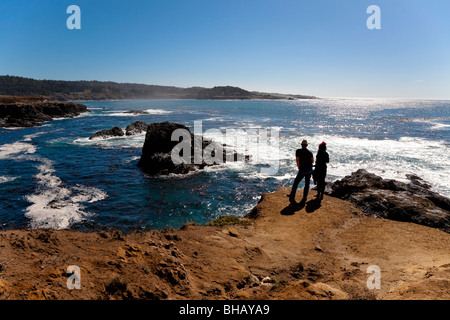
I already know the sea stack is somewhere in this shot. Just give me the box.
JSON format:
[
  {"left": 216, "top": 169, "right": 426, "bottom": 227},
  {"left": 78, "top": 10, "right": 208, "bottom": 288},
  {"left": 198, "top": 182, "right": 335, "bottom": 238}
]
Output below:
[{"left": 137, "top": 121, "right": 239, "bottom": 176}]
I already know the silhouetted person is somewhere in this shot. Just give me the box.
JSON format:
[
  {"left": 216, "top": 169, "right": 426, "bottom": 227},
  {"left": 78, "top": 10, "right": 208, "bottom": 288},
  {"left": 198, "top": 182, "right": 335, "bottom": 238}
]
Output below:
[
  {"left": 288, "top": 139, "right": 314, "bottom": 202},
  {"left": 314, "top": 141, "right": 329, "bottom": 199}
]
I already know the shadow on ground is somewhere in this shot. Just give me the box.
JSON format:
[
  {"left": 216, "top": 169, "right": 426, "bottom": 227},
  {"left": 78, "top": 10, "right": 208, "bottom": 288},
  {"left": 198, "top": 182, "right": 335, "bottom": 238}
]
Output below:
[{"left": 281, "top": 197, "right": 322, "bottom": 215}]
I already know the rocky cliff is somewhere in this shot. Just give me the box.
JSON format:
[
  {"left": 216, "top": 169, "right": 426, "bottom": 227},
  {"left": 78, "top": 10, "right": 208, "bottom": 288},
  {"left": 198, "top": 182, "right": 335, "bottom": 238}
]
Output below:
[{"left": 0, "top": 95, "right": 89, "bottom": 128}]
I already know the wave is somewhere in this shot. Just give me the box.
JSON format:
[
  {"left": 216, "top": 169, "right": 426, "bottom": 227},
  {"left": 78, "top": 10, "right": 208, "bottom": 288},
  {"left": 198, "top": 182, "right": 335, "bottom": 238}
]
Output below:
[
  {"left": 2, "top": 131, "right": 107, "bottom": 229},
  {"left": 24, "top": 157, "right": 107, "bottom": 230}
]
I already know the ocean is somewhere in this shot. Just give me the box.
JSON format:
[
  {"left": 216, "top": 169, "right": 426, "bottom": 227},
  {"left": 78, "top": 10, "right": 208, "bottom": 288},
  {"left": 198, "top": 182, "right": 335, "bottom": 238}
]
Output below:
[{"left": 1, "top": 98, "right": 449, "bottom": 231}]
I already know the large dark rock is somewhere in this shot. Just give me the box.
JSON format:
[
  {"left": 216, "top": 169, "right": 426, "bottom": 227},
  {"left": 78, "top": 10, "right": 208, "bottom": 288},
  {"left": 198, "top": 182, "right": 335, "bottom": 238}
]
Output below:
[
  {"left": 125, "top": 121, "right": 148, "bottom": 136},
  {"left": 328, "top": 169, "right": 450, "bottom": 232},
  {"left": 89, "top": 127, "right": 124, "bottom": 140},
  {"left": 137, "top": 121, "right": 243, "bottom": 176},
  {"left": 0, "top": 96, "right": 89, "bottom": 128}
]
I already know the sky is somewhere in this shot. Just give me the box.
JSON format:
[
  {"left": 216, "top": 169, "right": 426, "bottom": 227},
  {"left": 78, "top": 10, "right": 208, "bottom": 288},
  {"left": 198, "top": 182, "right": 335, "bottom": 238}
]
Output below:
[{"left": 1, "top": 0, "right": 449, "bottom": 99}]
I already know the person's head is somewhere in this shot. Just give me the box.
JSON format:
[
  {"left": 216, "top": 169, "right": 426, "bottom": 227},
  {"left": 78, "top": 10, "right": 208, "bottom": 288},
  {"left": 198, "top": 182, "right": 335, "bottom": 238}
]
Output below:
[
  {"left": 301, "top": 139, "right": 308, "bottom": 149},
  {"left": 318, "top": 141, "right": 326, "bottom": 151}
]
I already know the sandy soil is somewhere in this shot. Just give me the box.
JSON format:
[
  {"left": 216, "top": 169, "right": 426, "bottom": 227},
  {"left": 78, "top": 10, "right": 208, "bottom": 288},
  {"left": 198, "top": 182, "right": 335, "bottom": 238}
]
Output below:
[{"left": 0, "top": 187, "right": 449, "bottom": 300}]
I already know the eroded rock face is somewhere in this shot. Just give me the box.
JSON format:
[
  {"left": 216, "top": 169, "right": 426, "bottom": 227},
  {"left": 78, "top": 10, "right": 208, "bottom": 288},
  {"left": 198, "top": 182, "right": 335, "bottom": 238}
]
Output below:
[
  {"left": 137, "top": 121, "right": 242, "bottom": 176},
  {"left": 328, "top": 169, "right": 450, "bottom": 232},
  {"left": 89, "top": 126, "right": 124, "bottom": 140}
]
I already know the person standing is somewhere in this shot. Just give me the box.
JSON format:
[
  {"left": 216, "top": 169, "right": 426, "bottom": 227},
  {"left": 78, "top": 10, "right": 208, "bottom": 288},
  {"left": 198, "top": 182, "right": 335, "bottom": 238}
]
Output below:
[
  {"left": 314, "top": 141, "right": 329, "bottom": 199},
  {"left": 288, "top": 139, "right": 314, "bottom": 202}
]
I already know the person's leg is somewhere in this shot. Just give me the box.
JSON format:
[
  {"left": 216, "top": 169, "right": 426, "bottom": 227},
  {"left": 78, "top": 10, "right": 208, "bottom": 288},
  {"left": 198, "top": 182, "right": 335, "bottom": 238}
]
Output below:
[
  {"left": 290, "top": 171, "right": 304, "bottom": 198},
  {"left": 316, "top": 178, "right": 323, "bottom": 197},
  {"left": 317, "top": 178, "right": 325, "bottom": 198},
  {"left": 320, "top": 171, "right": 327, "bottom": 198},
  {"left": 303, "top": 173, "right": 311, "bottom": 199}
]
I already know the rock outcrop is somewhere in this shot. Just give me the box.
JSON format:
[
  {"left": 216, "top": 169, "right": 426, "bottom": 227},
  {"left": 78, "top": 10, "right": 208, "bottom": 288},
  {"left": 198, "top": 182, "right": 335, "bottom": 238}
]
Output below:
[
  {"left": 125, "top": 121, "right": 148, "bottom": 136},
  {"left": 328, "top": 169, "right": 450, "bottom": 232},
  {"left": 89, "top": 127, "right": 124, "bottom": 140},
  {"left": 0, "top": 95, "right": 89, "bottom": 128},
  {"left": 137, "top": 121, "right": 242, "bottom": 175}
]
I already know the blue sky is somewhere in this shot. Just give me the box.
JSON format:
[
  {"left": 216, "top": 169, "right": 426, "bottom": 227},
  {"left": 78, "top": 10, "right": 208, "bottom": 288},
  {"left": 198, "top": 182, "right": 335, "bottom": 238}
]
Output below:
[{"left": 1, "top": 0, "right": 449, "bottom": 99}]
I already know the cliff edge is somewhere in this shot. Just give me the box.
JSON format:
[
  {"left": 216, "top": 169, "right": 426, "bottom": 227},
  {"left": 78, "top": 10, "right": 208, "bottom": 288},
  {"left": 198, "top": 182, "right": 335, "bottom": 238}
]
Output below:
[{"left": 0, "top": 185, "right": 449, "bottom": 300}]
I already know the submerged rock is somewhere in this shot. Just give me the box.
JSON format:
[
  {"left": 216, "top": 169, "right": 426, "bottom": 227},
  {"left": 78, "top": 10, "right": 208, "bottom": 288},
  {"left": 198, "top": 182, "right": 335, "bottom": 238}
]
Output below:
[
  {"left": 328, "top": 169, "right": 450, "bottom": 232},
  {"left": 89, "top": 126, "right": 124, "bottom": 140}
]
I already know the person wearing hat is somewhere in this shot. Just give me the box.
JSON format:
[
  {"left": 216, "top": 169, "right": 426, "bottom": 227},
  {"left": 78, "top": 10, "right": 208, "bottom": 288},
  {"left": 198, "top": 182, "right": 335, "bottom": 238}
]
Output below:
[
  {"left": 288, "top": 139, "right": 314, "bottom": 202},
  {"left": 314, "top": 141, "right": 330, "bottom": 199}
]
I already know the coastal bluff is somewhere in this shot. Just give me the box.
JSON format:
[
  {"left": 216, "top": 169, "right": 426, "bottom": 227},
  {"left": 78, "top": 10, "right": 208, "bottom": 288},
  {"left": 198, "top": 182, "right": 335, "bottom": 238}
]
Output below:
[
  {"left": 0, "top": 95, "right": 89, "bottom": 128},
  {"left": 0, "top": 172, "right": 449, "bottom": 300}
]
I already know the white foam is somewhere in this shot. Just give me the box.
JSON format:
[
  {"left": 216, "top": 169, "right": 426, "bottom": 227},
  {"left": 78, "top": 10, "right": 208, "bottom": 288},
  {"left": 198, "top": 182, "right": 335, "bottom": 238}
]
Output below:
[
  {"left": 2, "top": 131, "right": 108, "bottom": 229},
  {"left": 25, "top": 159, "right": 107, "bottom": 230},
  {"left": 73, "top": 132, "right": 146, "bottom": 149},
  {"left": 0, "top": 141, "right": 36, "bottom": 159},
  {"left": 23, "top": 132, "right": 46, "bottom": 141}
]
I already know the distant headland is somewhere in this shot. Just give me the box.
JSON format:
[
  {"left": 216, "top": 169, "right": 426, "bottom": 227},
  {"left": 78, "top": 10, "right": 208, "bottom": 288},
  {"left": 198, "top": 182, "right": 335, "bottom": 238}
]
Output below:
[{"left": 0, "top": 75, "right": 318, "bottom": 101}]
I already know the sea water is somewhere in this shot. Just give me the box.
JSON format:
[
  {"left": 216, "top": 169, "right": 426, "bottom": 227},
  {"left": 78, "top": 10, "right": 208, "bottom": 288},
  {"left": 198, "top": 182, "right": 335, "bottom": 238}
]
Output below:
[{"left": 1, "top": 98, "right": 449, "bottom": 231}]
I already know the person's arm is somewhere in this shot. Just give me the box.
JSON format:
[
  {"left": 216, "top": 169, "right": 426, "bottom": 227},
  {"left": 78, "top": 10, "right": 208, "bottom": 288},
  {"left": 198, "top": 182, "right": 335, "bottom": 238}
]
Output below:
[{"left": 296, "top": 156, "right": 300, "bottom": 169}]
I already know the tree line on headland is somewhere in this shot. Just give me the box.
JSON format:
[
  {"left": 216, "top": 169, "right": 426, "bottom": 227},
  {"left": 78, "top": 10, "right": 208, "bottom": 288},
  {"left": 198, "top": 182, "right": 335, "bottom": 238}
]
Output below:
[{"left": 0, "top": 75, "right": 318, "bottom": 101}]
